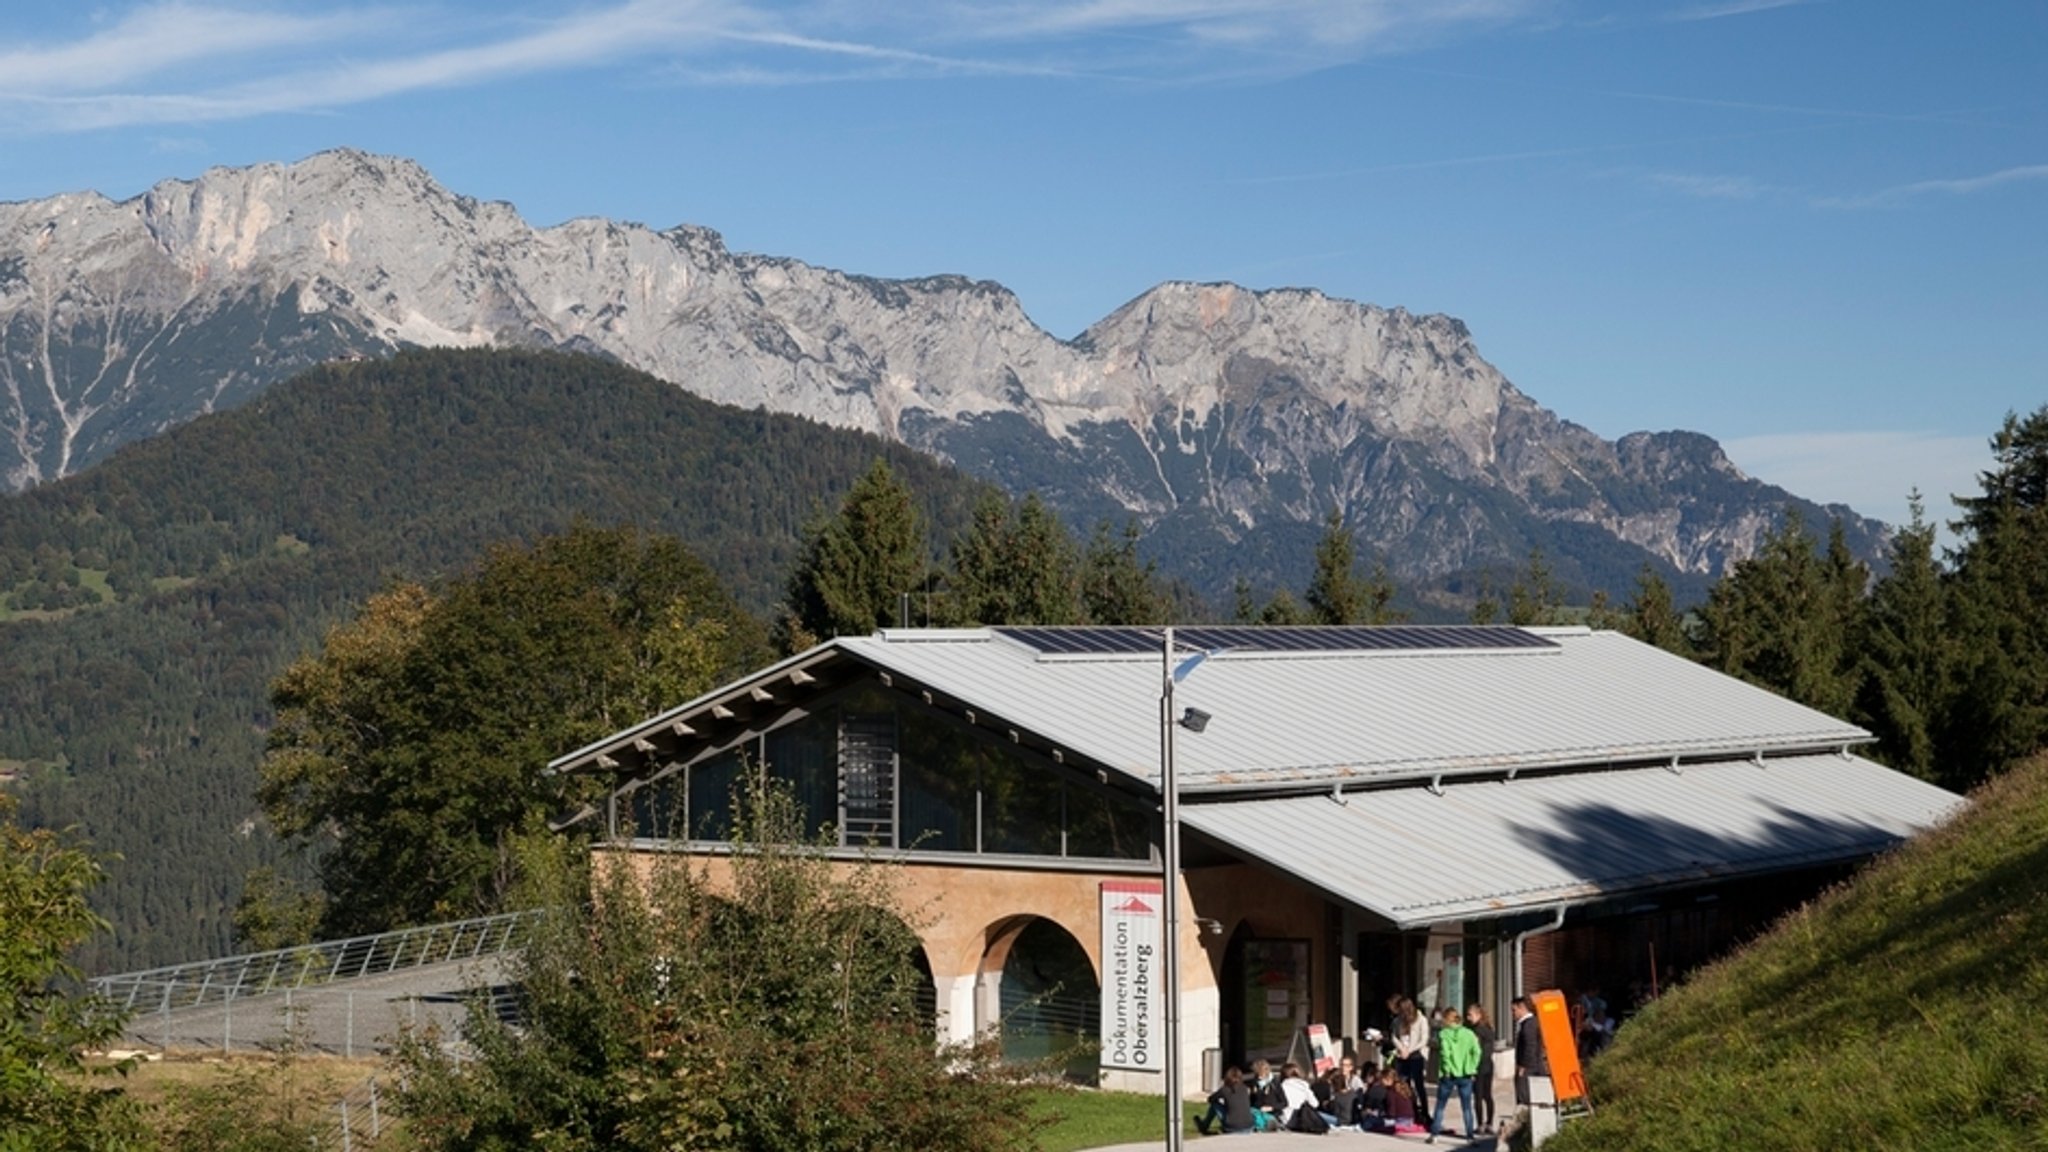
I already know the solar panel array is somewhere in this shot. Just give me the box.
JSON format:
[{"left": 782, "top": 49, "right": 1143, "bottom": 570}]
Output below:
[{"left": 993, "top": 625, "right": 1558, "bottom": 656}]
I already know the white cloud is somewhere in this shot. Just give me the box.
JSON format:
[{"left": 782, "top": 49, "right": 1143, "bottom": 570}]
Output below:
[
  {"left": 1817, "top": 163, "right": 2048, "bottom": 209},
  {"left": 1722, "top": 431, "right": 1990, "bottom": 540},
  {"left": 0, "top": 4, "right": 388, "bottom": 93},
  {"left": 1665, "top": 0, "right": 1816, "bottom": 23},
  {"left": 0, "top": 0, "right": 1554, "bottom": 131}
]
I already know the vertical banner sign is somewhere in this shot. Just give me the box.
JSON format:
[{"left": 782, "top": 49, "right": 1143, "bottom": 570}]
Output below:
[
  {"left": 1532, "top": 989, "right": 1591, "bottom": 1111},
  {"left": 1100, "top": 880, "right": 1164, "bottom": 1072}
]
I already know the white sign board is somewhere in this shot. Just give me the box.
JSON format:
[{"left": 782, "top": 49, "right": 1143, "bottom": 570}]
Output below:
[{"left": 1099, "top": 880, "right": 1163, "bottom": 1072}]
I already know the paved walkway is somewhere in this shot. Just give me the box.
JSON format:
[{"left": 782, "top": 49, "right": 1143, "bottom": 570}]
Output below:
[
  {"left": 116, "top": 955, "right": 511, "bottom": 1057},
  {"left": 1091, "top": 1129, "right": 1506, "bottom": 1152},
  {"left": 1090, "top": 1077, "right": 1525, "bottom": 1152}
]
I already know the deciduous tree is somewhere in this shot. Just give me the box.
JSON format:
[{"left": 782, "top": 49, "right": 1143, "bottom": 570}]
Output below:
[
  {"left": 257, "top": 525, "right": 765, "bottom": 937},
  {"left": 0, "top": 796, "right": 140, "bottom": 1150}
]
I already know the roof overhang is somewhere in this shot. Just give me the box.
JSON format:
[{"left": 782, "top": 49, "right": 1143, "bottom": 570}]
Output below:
[{"left": 1179, "top": 751, "right": 1966, "bottom": 930}]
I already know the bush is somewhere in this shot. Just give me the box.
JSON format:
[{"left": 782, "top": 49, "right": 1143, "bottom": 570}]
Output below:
[{"left": 395, "top": 781, "right": 1036, "bottom": 1152}]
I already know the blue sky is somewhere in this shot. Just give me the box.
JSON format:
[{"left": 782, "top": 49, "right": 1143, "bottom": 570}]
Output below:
[{"left": 1, "top": 1, "right": 2041, "bottom": 537}]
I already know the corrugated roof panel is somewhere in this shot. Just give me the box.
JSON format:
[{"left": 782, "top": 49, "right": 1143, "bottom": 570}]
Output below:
[
  {"left": 839, "top": 629, "right": 1868, "bottom": 792},
  {"left": 1179, "top": 753, "right": 1964, "bottom": 927}
]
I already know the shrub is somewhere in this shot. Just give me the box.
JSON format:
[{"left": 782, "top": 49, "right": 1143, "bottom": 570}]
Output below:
[{"left": 395, "top": 781, "right": 1036, "bottom": 1152}]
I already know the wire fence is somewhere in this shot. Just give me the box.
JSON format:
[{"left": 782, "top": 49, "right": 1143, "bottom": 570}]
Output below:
[
  {"left": 92, "top": 910, "right": 537, "bottom": 1013},
  {"left": 91, "top": 911, "right": 537, "bottom": 1057}
]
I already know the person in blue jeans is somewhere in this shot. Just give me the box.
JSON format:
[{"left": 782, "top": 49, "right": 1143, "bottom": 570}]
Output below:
[{"left": 1429, "top": 1007, "right": 1482, "bottom": 1144}]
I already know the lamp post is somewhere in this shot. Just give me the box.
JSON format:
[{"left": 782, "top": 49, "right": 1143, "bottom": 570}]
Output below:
[{"left": 1159, "top": 626, "right": 1217, "bottom": 1152}]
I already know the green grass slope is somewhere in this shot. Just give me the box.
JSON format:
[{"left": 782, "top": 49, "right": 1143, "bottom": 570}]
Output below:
[{"left": 1555, "top": 754, "right": 2048, "bottom": 1152}]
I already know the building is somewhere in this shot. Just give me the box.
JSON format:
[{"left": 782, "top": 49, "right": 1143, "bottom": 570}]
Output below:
[{"left": 549, "top": 625, "right": 1963, "bottom": 1094}]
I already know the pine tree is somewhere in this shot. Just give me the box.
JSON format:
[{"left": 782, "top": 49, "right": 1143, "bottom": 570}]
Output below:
[
  {"left": 1943, "top": 407, "right": 2048, "bottom": 783},
  {"left": 780, "top": 459, "right": 927, "bottom": 644},
  {"left": 1081, "top": 519, "right": 1170, "bottom": 625},
  {"left": 1855, "top": 495, "right": 1952, "bottom": 782},
  {"left": 1305, "top": 511, "right": 1366, "bottom": 625},
  {"left": 1620, "top": 563, "right": 1690, "bottom": 653},
  {"left": 1696, "top": 508, "right": 1863, "bottom": 715},
  {"left": 1506, "top": 547, "right": 1568, "bottom": 627},
  {"left": 943, "top": 492, "right": 1082, "bottom": 626}
]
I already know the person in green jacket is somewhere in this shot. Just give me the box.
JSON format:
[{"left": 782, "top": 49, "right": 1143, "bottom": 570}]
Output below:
[{"left": 1428, "top": 1007, "right": 1482, "bottom": 1144}]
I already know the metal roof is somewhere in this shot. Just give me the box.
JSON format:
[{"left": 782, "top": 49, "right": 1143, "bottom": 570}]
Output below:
[
  {"left": 550, "top": 626, "right": 1875, "bottom": 794},
  {"left": 822, "top": 626, "right": 1871, "bottom": 794},
  {"left": 1178, "top": 751, "right": 1963, "bottom": 928}
]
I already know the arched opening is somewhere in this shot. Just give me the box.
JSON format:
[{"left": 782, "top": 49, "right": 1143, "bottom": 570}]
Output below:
[{"left": 978, "top": 915, "right": 1100, "bottom": 1082}]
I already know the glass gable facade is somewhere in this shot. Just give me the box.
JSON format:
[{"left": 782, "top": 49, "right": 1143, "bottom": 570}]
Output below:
[{"left": 624, "top": 679, "right": 1152, "bottom": 863}]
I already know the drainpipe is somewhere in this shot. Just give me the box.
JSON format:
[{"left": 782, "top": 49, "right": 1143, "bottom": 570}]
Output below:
[{"left": 1511, "top": 905, "right": 1569, "bottom": 999}]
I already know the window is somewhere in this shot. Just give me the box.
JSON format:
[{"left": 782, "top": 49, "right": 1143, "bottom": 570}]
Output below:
[{"left": 658, "top": 676, "right": 1156, "bottom": 862}]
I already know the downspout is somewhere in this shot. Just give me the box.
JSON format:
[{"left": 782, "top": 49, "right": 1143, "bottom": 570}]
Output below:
[{"left": 1511, "top": 905, "right": 1569, "bottom": 999}]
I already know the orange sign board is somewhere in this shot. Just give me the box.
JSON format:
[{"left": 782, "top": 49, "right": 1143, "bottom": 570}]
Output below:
[{"left": 1532, "top": 990, "right": 1590, "bottom": 1109}]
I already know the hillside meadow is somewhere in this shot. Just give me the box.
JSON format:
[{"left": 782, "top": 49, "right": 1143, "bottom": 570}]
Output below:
[{"left": 1554, "top": 753, "right": 2048, "bottom": 1152}]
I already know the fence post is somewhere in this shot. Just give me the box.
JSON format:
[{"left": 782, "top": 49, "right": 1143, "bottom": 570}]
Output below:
[
  {"left": 223, "top": 992, "right": 232, "bottom": 1054},
  {"left": 340, "top": 1099, "right": 352, "bottom": 1152},
  {"left": 161, "top": 991, "right": 171, "bottom": 1053},
  {"left": 369, "top": 1078, "right": 380, "bottom": 1137},
  {"left": 346, "top": 991, "right": 354, "bottom": 1059}
]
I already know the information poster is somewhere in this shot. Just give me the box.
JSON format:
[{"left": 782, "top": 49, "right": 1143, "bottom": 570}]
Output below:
[
  {"left": 1306, "top": 1023, "right": 1337, "bottom": 1074},
  {"left": 1099, "top": 881, "right": 1162, "bottom": 1072},
  {"left": 1242, "top": 939, "right": 1310, "bottom": 1061}
]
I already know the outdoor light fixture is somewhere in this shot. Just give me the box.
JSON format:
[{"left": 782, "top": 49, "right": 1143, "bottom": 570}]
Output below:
[{"left": 1178, "top": 707, "right": 1212, "bottom": 733}]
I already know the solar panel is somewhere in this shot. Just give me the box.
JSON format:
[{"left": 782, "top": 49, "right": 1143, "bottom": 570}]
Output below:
[{"left": 992, "top": 625, "right": 1557, "bottom": 656}]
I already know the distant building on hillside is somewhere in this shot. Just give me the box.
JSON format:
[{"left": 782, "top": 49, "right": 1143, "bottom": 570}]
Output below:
[{"left": 551, "top": 626, "right": 1962, "bottom": 1095}]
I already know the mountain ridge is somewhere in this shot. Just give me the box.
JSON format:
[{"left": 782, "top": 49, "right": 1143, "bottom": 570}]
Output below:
[{"left": 0, "top": 148, "right": 1885, "bottom": 595}]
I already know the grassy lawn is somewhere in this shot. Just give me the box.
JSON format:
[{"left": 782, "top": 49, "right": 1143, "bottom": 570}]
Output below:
[
  {"left": 1027, "top": 1086, "right": 1202, "bottom": 1152},
  {"left": 105, "top": 1051, "right": 386, "bottom": 1110}
]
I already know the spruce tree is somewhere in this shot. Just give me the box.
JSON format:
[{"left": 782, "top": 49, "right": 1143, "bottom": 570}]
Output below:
[
  {"left": 1506, "top": 547, "right": 1568, "bottom": 627},
  {"left": 1081, "top": 519, "right": 1170, "bottom": 625},
  {"left": 1944, "top": 407, "right": 2048, "bottom": 782},
  {"left": 943, "top": 492, "right": 1082, "bottom": 626},
  {"left": 1855, "top": 495, "right": 1952, "bottom": 782},
  {"left": 1621, "top": 563, "right": 1690, "bottom": 653},
  {"left": 1696, "top": 508, "right": 1863, "bottom": 715},
  {"left": 781, "top": 459, "right": 927, "bottom": 643},
  {"left": 1306, "top": 510, "right": 1366, "bottom": 625}
]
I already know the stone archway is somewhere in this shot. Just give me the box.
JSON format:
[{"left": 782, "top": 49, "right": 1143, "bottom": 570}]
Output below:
[{"left": 977, "top": 914, "right": 1101, "bottom": 1082}]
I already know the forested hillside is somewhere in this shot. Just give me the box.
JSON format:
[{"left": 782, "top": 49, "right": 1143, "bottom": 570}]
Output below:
[{"left": 0, "top": 348, "right": 991, "bottom": 971}]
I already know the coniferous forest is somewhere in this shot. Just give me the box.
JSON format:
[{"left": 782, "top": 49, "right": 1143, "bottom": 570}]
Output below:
[
  {"left": 0, "top": 348, "right": 991, "bottom": 970},
  {"left": 2, "top": 346, "right": 2043, "bottom": 974}
]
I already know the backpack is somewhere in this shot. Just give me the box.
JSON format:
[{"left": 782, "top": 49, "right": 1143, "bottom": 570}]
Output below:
[{"left": 1288, "top": 1106, "right": 1331, "bottom": 1134}]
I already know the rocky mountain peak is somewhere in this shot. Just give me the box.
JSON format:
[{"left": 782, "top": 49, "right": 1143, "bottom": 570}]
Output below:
[{"left": 0, "top": 150, "right": 1886, "bottom": 594}]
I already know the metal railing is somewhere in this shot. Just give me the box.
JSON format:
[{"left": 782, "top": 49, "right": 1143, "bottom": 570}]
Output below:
[{"left": 91, "top": 910, "right": 539, "bottom": 1014}]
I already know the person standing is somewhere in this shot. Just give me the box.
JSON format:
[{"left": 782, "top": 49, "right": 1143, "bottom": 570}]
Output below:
[
  {"left": 1466, "top": 1003, "right": 1499, "bottom": 1135},
  {"left": 1511, "top": 995, "right": 1548, "bottom": 1106},
  {"left": 1394, "top": 996, "right": 1431, "bottom": 1110},
  {"left": 1427, "top": 1008, "right": 1481, "bottom": 1144}
]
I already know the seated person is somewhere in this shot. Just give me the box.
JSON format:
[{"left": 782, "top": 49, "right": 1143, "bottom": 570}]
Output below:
[
  {"left": 1322, "top": 1068, "right": 1361, "bottom": 1129},
  {"left": 1276, "top": 1062, "right": 1321, "bottom": 1129},
  {"left": 1196, "top": 1066, "right": 1257, "bottom": 1135},
  {"left": 1363, "top": 1066, "right": 1422, "bottom": 1134}
]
